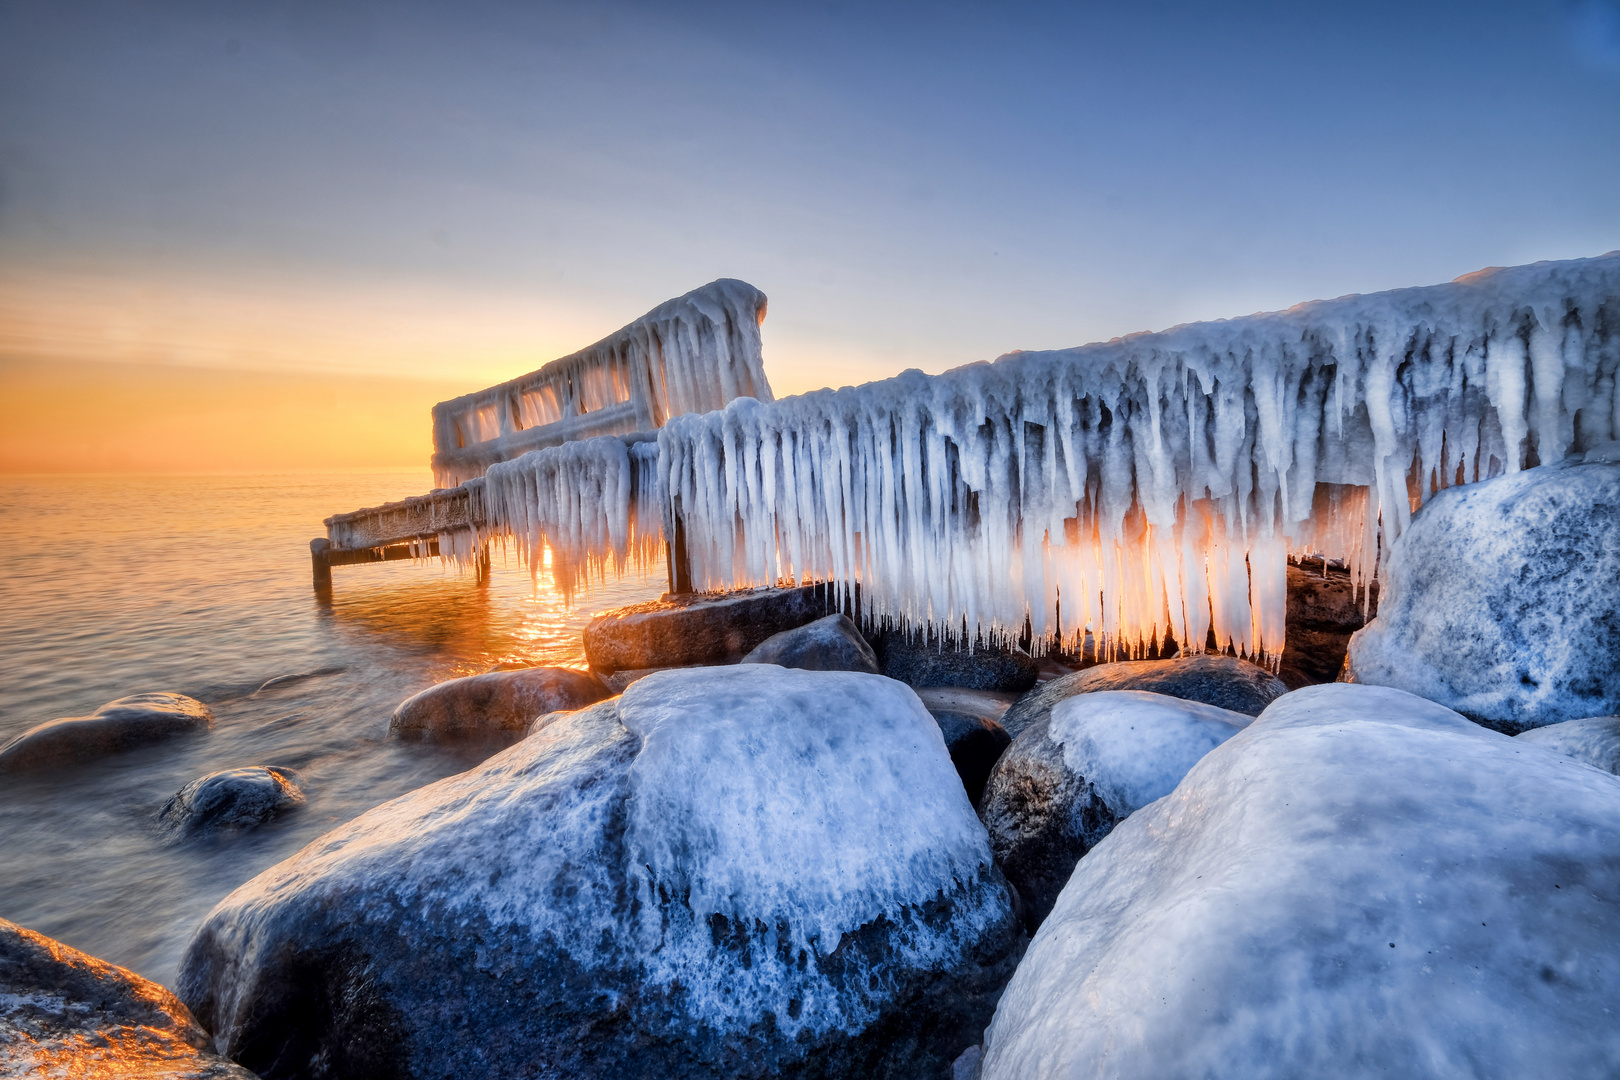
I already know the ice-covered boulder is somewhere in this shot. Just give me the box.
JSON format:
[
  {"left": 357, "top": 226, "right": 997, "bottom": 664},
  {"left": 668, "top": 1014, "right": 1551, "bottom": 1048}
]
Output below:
[
  {"left": 979, "top": 691, "right": 1252, "bottom": 930},
  {"left": 0, "top": 916, "right": 256, "bottom": 1079},
  {"left": 980, "top": 684, "right": 1620, "bottom": 1080},
  {"left": 159, "top": 766, "right": 306, "bottom": 837},
  {"left": 583, "top": 584, "right": 832, "bottom": 676},
  {"left": 740, "top": 612, "right": 880, "bottom": 673},
  {"left": 178, "top": 665, "right": 1021, "bottom": 1080},
  {"left": 1348, "top": 462, "right": 1620, "bottom": 732},
  {"left": 0, "top": 692, "right": 213, "bottom": 773},
  {"left": 1516, "top": 716, "right": 1620, "bottom": 775},
  {"left": 389, "top": 666, "right": 609, "bottom": 740},
  {"left": 998, "top": 655, "right": 1284, "bottom": 739},
  {"left": 874, "top": 632, "right": 1039, "bottom": 692}
]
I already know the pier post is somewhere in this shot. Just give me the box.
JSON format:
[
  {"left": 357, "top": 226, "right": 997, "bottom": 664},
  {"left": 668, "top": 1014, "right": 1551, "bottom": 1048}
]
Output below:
[
  {"left": 666, "top": 507, "right": 692, "bottom": 595},
  {"left": 476, "top": 543, "right": 492, "bottom": 586},
  {"left": 310, "top": 538, "right": 333, "bottom": 592}
]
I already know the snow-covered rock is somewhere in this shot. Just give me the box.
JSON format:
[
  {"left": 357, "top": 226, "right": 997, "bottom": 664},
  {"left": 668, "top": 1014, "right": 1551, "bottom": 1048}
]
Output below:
[
  {"left": 0, "top": 916, "right": 256, "bottom": 1080},
  {"left": 979, "top": 691, "right": 1252, "bottom": 930},
  {"left": 980, "top": 684, "right": 1620, "bottom": 1080},
  {"left": 1516, "top": 716, "right": 1620, "bottom": 775},
  {"left": 389, "top": 666, "right": 609, "bottom": 740},
  {"left": 1348, "top": 461, "right": 1620, "bottom": 731},
  {"left": 178, "top": 666, "right": 1021, "bottom": 1080},
  {"left": 0, "top": 692, "right": 213, "bottom": 774},
  {"left": 740, "top": 612, "right": 880, "bottom": 673},
  {"left": 999, "top": 655, "right": 1284, "bottom": 739},
  {"left": 159, "top": 766, "right": 306, "bottom": 837}
]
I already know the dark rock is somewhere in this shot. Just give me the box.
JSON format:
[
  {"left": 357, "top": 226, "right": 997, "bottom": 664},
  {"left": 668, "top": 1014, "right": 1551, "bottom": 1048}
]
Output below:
[
  {"left": 389, "top": 666, "right": 610, "bottom": 740},
  {"left": 0, "top": 916, "right": 257, "bottom": 1079},
  {"left": 916, "top": 688, "right": 1019, "bottom": 806},
  {"left": 179, "top": 666, "right": 1022, "bottom": 1080},
  {"left": 0, "top": 693, "right": 213, "bottom": 774},
  {"left": 740, "top": 613, "right": 879, "bottom": 673},
  {"left": 1278, "top": 561, "right": 1378, "bottom": 689},
  {"left": 583, "top": 585, "right": 834, "bottom": 675},
  {"left": 998, "top": 655, "right": 1286, "bottom": 739},
  {"left": 160, "top": 767, "right": 306, "bottom": 836},
  {"left": 980, "top": 691, "right": 1252, "bottom": 932},
  {"left": 1348, "top": 462, "right": 1620, "bottom": 732},
  {"left": 1516, "top": 715, "right": 1620, "bottom": 775},
  {"left": 874, "top": 633, "right": 1038, "bottom": 693}
]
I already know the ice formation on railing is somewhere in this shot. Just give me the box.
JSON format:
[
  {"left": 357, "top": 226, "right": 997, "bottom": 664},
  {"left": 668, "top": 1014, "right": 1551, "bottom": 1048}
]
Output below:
[
  {"left": 481, "top": 434, "right": 665, "bottom": 600},
  {"left": 656, "top": 253, "right": 1620, "bottom": 663}
]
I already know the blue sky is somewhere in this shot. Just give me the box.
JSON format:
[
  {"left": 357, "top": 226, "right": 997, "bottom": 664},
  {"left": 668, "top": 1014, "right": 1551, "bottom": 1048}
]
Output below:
[{"left": 2, "top": 0, "right": 1618, "bottom": 397}]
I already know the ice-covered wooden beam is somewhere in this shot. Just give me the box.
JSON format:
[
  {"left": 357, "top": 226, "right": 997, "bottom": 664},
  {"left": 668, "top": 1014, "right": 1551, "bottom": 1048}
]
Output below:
[
  {"left": 655, "top": 253, "right": 1620, "bottom": 664},
  {"left": 430, "top": 279, "right": 772, "bottom": 487}
]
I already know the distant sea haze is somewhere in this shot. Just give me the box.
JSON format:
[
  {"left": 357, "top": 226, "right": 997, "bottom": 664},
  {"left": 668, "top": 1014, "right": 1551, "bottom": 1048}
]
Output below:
[{"left": 0, "top": 471, "right": 660, "bottom": 986}]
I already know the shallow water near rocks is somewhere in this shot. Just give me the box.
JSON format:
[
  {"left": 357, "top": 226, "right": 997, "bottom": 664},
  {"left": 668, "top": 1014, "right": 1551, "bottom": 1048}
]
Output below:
[{"left": 0, "top": 471, "right": 661, "bottom": 987}]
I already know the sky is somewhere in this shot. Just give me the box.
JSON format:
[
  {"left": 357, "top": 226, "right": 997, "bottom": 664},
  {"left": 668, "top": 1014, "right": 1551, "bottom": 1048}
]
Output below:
[{"left": 2, "top": 0, "right": 1618, "bottom": 471}]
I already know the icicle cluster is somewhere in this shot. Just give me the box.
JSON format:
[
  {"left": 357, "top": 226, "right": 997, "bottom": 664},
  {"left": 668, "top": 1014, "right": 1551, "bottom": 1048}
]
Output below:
[
  {"left": 481, "top": 435, "right": 665, "bottom": 600},
  {"left": 657, "top": 254, "right": 1620, "bottom": 663}
]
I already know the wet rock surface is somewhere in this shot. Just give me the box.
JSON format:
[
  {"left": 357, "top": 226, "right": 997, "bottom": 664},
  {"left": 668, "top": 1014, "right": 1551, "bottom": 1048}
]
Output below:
[
  {"left": 0, "top": 916, "right": 257, "bottom": 1079},
  {"left": 997, "top": 654, "right": 1285, "bottom": 739},
  {"left": 874, "top": 633, "right": 1039, "bottom": 693},
  {"left": 583, "top": 585, "right": 833, "bottom": 675},
  {"left": 1348, "top": 461, "right": 1620, "bottom": 732},
  {"left": 1278, "top": 561, "right": 1377, "bottom": 688},
  {"left": 979, "top": 691, "right": 1251, "bottom": 932},
  {"left": 178, "top": 667, "right": 1022, "bottom": 1080},
  {"left": 0, "top": 693, "right": 214, "bottom": 774},
  {"left": 159, "top": 767, "right": 306, "bottom": 837},
  {"left": 980, "top": 684, "right": 1620, "bottom": 1080},
  {"left": 740, "top": 612, "right": 880, "bottom": 674},
  {"left": 389, "top": 666, "right": 610, "bottom": 740},
  {"left": 1516, "top": 715, "right": 1620, "bottom": 775}
]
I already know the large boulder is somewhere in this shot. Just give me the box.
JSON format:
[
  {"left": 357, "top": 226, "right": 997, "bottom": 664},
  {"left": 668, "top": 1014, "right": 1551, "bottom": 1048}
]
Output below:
[
  {"left": 583, "top": 585, "right": 832, "bottom": 675},
  {"left": 740, "top": 613, "right": 880, "bottom": 674},
  {"left": 389, "top": 666, "right": 609, "bottom": 740},
  {"left": 178, "top": 665, "right": 1022, "bottom": 1080},
  {"left": 1347, "top": 461, "right": 1620, "bottom": 732},
  {"left": 0, "top": 692, "right": 213, "bottom": 773},
  {"left": 997, "top": 654, "right": 1285, "bottom": 739},
  {"left": 159, "top": 767, "right": 306, "bottom": 837},
  {"left": 0, "top": 916, "right": 256, "bottom": 1079},
  {"left": 1516, "top": 716, "right": 1620, "bottom": 775},
  {"left": 1278, "top": 560, "right": 1377, "bottom": 688},
  {"left": 916, "top": 688, "right": 1019, "bottom": 805},
  {"left": 979, "top": 691, "right": 1252, "bottom": 931},
  {"left": 874, "top": 632, "right": 1038, "bottom": 693},
  {"left": 980, "top": 684, "right": 1620, "bottom": 1080}
]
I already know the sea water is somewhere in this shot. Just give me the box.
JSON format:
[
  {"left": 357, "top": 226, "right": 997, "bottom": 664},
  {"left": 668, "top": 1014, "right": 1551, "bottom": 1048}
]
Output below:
[{"left": 0, "top": 471, "right": 661, "bottom": 987}]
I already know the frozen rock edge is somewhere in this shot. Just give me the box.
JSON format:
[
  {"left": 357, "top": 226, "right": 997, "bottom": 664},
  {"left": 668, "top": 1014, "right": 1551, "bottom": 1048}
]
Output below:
[
  {"left": 178, "top": 666, "right": 1021, "bottom": 1080},
  {"left": 980, "top": 683, "right": 1620, "bottom": 1080}
]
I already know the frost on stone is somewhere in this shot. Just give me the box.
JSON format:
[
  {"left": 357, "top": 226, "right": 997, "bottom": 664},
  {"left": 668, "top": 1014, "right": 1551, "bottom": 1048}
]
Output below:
[
  {"left": 979, "top": 683, "right": 1620, "bottom": 1080},
  {"left": 1049, "top": 690, "right": 1252, "bottom": 818},
  {"left": 653, "top": 254, "right": 1619, "bottom": 664}
]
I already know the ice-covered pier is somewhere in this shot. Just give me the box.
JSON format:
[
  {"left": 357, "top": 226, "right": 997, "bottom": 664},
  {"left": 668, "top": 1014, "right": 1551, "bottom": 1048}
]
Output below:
[{"left": 318, "top": 253, "right": 1620, "bottom": 665}]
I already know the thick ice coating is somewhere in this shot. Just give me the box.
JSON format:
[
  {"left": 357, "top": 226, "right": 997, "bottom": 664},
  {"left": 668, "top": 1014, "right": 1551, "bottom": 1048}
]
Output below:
[
  {"left": 980, "top": 683, "right": 1620, "bottom": 1079},
  {"left": 654, "top": 253, "right": 1620, "bottom": 663}
]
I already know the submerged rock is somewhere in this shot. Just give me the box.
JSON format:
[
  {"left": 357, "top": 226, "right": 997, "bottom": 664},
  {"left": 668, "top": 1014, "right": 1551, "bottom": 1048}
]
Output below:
[
  {"left": 740, "top": 613, "right": 880, "bottom": 674},
  {"left": 874, "top": 633, "right": 1038, "bottom": 693},
  {"left": 1516, "top": 716, "right": 1620, "bottom": 775},
  {"left": 389, "top": 666, "right": 609, "bottom": 740},
  {"left": 1348, "top": 461, "right": 1620, "bottom": 732},
  {"left": 980, "top": 684, "right": 1620, "bottom": 1080},
  {"left": 178, "top": 665, "right": 1021, "bottom": 1080},
  {"left": 997, "top": 654, "right": 1285, "bottom": 739},
  {"left": 583, "top": 585, "right": 832, "bottom": 675},
  {"left": 0, "top": 916, "right": 256, "bottom": 1079},
  {"left": 159, "top": 766, "right": 306, "bottom": 836},
  {"left": 0, "top": 693, "right": 213, "bottom": 774},
  {"left": 979, "top": 691, "right": 1252, "bottom": 931}
]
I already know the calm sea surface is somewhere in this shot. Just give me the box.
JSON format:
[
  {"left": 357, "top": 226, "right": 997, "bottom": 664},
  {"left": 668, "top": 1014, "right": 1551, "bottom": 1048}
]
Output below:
[{"left": 0, "top": 471, "right": 661, "bottom": 987}]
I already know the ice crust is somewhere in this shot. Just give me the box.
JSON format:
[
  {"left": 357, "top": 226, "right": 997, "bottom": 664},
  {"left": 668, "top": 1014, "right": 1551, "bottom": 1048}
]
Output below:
[
  {"left": 979, "top": 683, "right": 1620, "bottom": 1079},
  {"left": 1515, "top": 716, "right": 1620, "bottom": 775},
  {"left": 1048, "top": 689, "right": 1252, "bottom": 818},
  {"left": 186, "top": 667, "right": 1006, "bottom": 1043}
]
